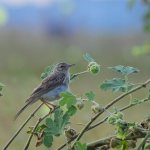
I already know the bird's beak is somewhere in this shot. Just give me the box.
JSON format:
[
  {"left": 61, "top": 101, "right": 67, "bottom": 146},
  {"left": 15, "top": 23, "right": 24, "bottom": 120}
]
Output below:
[{"left": 68, "top": 64, "right": 75, "bottom": 67}]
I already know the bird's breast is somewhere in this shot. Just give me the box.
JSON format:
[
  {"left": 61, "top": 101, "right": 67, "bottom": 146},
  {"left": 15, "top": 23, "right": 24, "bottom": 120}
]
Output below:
[{"left": 41, "top": 84, "right": 69, "bottom": 101}]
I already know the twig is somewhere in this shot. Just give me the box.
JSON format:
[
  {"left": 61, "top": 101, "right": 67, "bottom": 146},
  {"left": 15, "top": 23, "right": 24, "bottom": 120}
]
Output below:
[
  {"left": 89, "top": 97, "right": 149, "bottom": 130},
  {"left": 87, "top": 136, "right": 113, "bottom": 150},
  {"left": 3, "top": 103, "right": 44, "bottom": 150},
  {"left": 70, "top": 70, "right": 89, "bottom": 80},
  {"left": 71, "top": 78, "right": 150, "bottom": 148},
  {"left": 137, "top": 131, "right": 150, "bottom": 150},
  {"left": 24, "top": 107, "right": 59, "bottom": 150}
]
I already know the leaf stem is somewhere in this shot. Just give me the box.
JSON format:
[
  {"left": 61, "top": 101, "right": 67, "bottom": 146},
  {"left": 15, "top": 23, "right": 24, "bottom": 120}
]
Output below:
[{"left": 70, "top": 70, "right": 89, "bottom": 80}]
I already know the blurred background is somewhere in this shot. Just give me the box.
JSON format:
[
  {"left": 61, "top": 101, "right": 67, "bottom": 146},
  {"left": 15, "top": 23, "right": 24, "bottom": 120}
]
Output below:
[{"left": 0, "top": 0, "right": 150, "bottom": 149}]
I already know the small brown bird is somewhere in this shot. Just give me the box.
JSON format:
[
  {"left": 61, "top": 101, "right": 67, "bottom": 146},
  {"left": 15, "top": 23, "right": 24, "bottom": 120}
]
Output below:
[{"left": 15, "top": 62, "right": 75, "bottom": 120}]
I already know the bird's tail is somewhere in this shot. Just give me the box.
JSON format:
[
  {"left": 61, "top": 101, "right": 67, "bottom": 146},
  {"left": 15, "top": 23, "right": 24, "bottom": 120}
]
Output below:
[{"left": 14, "top": 100, "right": 33, "bottom": 120}]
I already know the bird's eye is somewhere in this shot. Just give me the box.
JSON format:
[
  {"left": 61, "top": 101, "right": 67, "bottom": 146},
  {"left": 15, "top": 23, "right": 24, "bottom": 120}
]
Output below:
[{"left": 60, "top": 65, "right": 65, "bottom": 68}]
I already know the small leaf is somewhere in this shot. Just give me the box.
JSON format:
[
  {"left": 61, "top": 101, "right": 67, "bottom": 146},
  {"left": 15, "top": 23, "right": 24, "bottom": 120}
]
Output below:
[
  {"left": 85, "top": 91, "right": 95, "bottom": 101},
  {"left": 83, "top": 53, "right": 95, "bottom": 62},
  {"left": 43, "top": 133, "right": 53, "bottom": 148},
  {"left": 26, "top": 126, "right": 34, "bottom": 134},
  {"left": 35, "top": 124, "right": 47, "bottom": 133},
  {"left": 46, "top": 118, "right": 54, "bottom": 128},
  {"left": 45, "top": 108, "right": 73, "bottom": 137},
  {"left": 66, "top": 105, "right": 77, "bottom": 116},
  {"left": 59, "top": 92, "right": 77, "bottom": 109},
  {"left": 109, "top": 65, "right": 139, "bottom": 76},
  {"left": 100, "top": 78, "right": 134, "bottom": 92},
  {"left": 75, "top": 141, "right": 87, "bottom": 150},
  {"left": 41, "top": 65, "right": 55, "bottom": 80},
  {"left": 44, "top": 118, "right": 57, "bottom": 135}
]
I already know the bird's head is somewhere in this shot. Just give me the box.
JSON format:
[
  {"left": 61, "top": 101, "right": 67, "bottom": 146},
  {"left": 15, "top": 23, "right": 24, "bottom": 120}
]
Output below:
[{"left": 55, "top": 62, "right": 75, "bottom": 73}]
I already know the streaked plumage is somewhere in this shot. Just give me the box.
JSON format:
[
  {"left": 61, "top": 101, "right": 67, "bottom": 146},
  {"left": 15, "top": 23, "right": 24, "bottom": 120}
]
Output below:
[{"left": 15, "top": 63, "right": 74, "bottom": 120}]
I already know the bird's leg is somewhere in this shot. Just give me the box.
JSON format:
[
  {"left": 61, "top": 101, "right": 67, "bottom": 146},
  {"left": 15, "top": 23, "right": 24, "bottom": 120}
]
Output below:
[{"left": 41, "top": 100, "right": 56, "bottom": 112}]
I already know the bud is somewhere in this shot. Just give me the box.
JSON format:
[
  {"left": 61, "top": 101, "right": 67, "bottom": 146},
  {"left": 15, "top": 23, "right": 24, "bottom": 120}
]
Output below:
[
  {"left": 91, "top": 102, "right": 103, "bottom": 114},
  {"left": 64, "top": 128, "right": 77, "bottom": 140},
  {"left": 107, "top": 116, "right": 117, "bottom": 125},
  {"left": 76, "top": 100, "right": 84, "bottom": 110},
  {"left": 116, "top": 112, "right": 124, "bottom": 120},
  {"left": 88, "top": 62, "right": 100, "bottom": 74}
]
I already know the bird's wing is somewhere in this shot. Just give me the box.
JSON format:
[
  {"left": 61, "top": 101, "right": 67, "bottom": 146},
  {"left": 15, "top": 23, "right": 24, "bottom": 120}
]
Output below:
[{"left": 26, "top": 72, "right": 66, "bottom": 103}]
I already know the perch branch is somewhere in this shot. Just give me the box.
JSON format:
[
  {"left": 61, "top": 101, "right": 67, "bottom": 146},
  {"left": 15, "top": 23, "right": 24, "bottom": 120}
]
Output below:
[
  {"left": 24, "top": 107, "right": 59, "bottom": 150},
  {"left": 71, "top": 70, "right": 89, "bottom": 80}
]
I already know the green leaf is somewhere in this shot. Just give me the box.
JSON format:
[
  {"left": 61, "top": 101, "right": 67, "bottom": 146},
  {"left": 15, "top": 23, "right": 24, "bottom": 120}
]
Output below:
[
  {"left": 45, "top": 108, "right": 74, "bottom": 137},
  {"left": 145, "top": 144, "right": 150, "bottom": 150},
  {"left": 35, "top": 124, "right": 47, "bottom": 133},
  {"left": 43, "top": 133, "right": 53, "bottom": 148},
  {"left": 43, "top": 106, "right": 77, "bottom": 148},
  {"left": 66, "top": 105, "right": 77, "bottom": 116},
  {"left": 109, "top": 65, "right": 139, "bottom": 76},
  {"left": 26, "top": 126, "right": 34, "bottom": 134},
  {"left": 100, "top": 78, "right": 134, "bottom": 92},
  {"left": 85, "top": 91, "right": 95, "bottom": 101},
  {"left": 41, "top": 65, "right": 55, "bottom": 80},
  {"left": 46, "top": 118, "right": 54, "bottom": 127},
  {"left": 44, "top": 118, "right": 58, "bottom": 135},
  {"left": 83, "top": 53, "right": 95, "bottom": 62},
  {"left": 75, "top": 141, "right": 87, "bottom": 150},
  {"left": 59, "top": 92, "right": 77, "bottom": 109}
]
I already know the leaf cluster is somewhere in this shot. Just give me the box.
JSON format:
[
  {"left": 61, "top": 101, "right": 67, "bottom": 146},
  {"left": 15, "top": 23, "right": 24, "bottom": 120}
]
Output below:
[
  {"left": 30, "top": 92, "right": 78, "bottom": 148},
  {"left": 100, "top": 65, "right": 139, "bottom": 93}
]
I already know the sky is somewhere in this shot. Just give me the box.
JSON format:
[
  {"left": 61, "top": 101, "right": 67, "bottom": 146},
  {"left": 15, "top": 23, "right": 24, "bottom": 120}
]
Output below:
[{"left": 0, "top": 0, "right": 148, "bottom": 33}]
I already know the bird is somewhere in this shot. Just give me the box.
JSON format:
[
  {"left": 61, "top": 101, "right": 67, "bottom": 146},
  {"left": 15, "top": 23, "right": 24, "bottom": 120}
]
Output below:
[{"left": 15, "top": 62, "right": 75, "bottom": 120}]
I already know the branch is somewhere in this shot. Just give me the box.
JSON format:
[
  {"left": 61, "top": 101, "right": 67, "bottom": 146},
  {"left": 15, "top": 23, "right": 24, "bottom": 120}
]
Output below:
[
  {"left": 89, "top": 97, "right": 149, "bottom": 130},
  {"left": 3, "top": 103, "right": 44, "bottom": 150},
  {"left": 57, "top": 97, "right": 149, "bottom": 150},
  {"left": 70, "top": 70, "right": 89, "bottom": 80},
  {"left": 24, "top": 107, "right": 59, "bottom": 150},
  {"left": 71, "top": 78, "right": 150, "bottom": 148}
]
